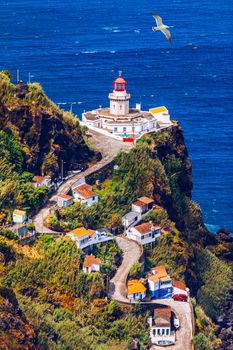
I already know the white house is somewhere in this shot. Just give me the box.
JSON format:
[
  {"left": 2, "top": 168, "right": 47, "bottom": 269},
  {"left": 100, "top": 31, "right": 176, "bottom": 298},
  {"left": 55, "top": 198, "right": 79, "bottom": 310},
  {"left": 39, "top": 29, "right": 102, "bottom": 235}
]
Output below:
[
  {"left": 148, "top": 265, "right": 172, "bottom": 299},
  {"left": 127, "top": 221, "right": 160, "bottom": 246},
  {"left": 32, "top": 175, "right": 52, "bottom": 188},
  {"left": 83, "top": 255, "right": 101, "bottom": 273},
  {"left": 81, "top": 72, "right": 166, "bottom": 141},
  {"left": 131, "top": 196, "right": 154, "bottom": 214},
  {"left": 127, "top": 279, "right": 146, "bottom": 301},
  {"left": 172, "top": 280, "right": 189, "bottom": 297},
  {"left": 122, "top": 211, "right": 142, "bottom": 229},
  {"left": 67, "top": 227, "right": 113, "bottom": 250},
  {"left": 12, "top": 209, "right": 27, "bottom": 224},
  {"left": 149, "top": 106, "right": 172, "bottom": 127},
  {"left": 148, "top": 307, "right": 175, "bottom": 346},
  {"left": 72, "top": 183, "right": 98, "bottom": 206},
  {"left": 57, "top": 193, "right": 74, "bottom": 208}
]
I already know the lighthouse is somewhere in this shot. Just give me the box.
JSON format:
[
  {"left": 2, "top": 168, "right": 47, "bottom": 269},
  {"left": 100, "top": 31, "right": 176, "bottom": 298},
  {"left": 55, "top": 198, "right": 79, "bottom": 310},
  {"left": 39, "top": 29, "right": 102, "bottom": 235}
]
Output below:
[{"left": 108, "top": 71, "right": 131, "bottom": 116}]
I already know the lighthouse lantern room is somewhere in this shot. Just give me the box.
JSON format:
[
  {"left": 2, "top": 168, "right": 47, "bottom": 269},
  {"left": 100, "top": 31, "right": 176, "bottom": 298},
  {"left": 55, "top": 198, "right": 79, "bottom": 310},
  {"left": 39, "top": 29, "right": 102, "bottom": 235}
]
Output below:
[{"left": 109, "top": 71, "right": 131, "bottom": 116}]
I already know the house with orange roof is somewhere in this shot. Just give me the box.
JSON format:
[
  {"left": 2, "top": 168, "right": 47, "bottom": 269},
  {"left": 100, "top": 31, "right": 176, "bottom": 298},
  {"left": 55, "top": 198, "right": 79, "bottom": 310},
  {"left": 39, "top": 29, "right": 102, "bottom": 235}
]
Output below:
[
  {"left": 132, "top": 196, "right": 154, "bottom": 214},
  {"left": 72, "top": 183, "right": 98, "bottom": 206},
  {"left": 57, "top": 193, "right": 74, "bottom": 208},
  {"left": 127, "top": 279, "right": 146, "bottom": 301},
  {"left": 83, "top": 255, "right": 101, "bottom": 273},
  {"left": 148, "top": 307, "right": 175, "bottom": 345},
  {"left": 32, "top": 175, "right": 52, "bottom": 188},
  {"left": 127, "top": 221, "right": 160, "bottom": 246},
  {"left": 149, "top": 106, "right": 171, "bottom": 127},
  {"left": 148, "top": 265, "right": 172, "bottom": 299},
  {"left": 67, "top": 227, "right": 113, "bottom": 250}
]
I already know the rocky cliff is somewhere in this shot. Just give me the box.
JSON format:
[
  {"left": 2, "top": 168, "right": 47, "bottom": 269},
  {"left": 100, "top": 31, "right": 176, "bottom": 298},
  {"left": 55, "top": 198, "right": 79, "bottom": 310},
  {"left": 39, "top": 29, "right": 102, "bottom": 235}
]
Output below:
[{"left": 0, "top": 71, "right": 95, "bottom": 177}]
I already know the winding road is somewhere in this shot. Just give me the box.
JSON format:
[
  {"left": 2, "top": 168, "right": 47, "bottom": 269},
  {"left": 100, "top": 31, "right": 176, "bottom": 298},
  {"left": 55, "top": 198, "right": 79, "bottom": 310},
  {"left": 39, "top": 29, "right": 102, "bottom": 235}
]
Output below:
[
  {"left": 33, "top": 130, "right": 132, "bottom": 234},
  {"left": 109, "top": 236, "right": 193, "bottom": 350}
]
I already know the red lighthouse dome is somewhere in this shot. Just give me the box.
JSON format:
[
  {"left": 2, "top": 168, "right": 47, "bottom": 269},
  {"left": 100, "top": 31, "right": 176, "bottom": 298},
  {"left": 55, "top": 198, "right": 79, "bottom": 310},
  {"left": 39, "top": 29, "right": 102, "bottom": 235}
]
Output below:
[{"left": 113, "top": 71, "right": 127, "bottom": 92}]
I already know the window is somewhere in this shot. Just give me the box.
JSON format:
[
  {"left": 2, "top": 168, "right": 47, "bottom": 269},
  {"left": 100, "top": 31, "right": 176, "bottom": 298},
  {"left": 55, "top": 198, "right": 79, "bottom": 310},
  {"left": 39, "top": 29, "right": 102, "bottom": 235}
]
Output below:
[
  {"left": 120, "top": 105, "right": 122, "bottom": 110},
  {"left": 166, "top": 329, "right": 170, "bottom": 335},
  {"left": 114, "top": 127, "right": 118, "bottom": 132},
  {"left": 123, "top": 127, "right": 127, "bottom": 132},
  {"left": 153, "top": 329, "right": 156, "bottom": 336},
  {"left": 92, "top": 196, "right": 95, "bottom": 200},
  {"left": 162, "top": 329, "right": 165, "bottom": 335}
]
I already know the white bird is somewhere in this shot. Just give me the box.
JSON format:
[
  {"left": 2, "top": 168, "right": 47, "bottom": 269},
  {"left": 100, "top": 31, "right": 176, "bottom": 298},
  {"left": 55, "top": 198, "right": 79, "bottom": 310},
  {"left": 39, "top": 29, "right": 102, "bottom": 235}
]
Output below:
[{"left": 151, "top": 13, "right": 173, "bottom": 43}]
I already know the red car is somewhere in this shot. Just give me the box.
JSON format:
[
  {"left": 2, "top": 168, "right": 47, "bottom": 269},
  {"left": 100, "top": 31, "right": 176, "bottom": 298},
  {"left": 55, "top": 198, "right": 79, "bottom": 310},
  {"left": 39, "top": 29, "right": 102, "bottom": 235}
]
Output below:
[{"left": 172, "top": 294, "right": 187, "bottom": 302}]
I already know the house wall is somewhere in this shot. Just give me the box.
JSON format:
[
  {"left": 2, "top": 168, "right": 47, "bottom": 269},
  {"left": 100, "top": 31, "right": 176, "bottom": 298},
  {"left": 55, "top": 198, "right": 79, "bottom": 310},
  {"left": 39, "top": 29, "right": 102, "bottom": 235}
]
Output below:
[
  {"left": 13, "top": 214, "right": 27, "bottom": 224},
  {"left": 172, "top": 286, "right": 188, "bottom": 296},
  {"left": 128, "top": 290, "right": 146, "bottom": 300},
  {"left": 73, "top": 193, "right": 98, "bottom": 206},
  {"left": 148, "top": 280, "right": 172, "bottom": 299}
]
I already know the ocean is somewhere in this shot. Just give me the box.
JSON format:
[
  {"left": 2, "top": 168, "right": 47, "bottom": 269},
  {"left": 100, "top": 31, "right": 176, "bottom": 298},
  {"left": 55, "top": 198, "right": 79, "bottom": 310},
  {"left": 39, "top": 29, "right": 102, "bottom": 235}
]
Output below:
[{"left": 0, "top": 0, "right": 232, "bottom": 231}]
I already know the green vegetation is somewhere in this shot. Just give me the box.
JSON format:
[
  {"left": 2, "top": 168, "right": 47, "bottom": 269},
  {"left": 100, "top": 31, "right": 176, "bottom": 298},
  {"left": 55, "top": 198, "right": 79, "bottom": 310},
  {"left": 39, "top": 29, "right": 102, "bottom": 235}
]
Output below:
[
  {"left": 129, "top": 261, "right": 142, "bottom": 279},
  {"left": 196, "top": 248, "right": 232, "bottom": 320},
  {"left": 0, "top": 235, "right": 149, "bottom": 349}
]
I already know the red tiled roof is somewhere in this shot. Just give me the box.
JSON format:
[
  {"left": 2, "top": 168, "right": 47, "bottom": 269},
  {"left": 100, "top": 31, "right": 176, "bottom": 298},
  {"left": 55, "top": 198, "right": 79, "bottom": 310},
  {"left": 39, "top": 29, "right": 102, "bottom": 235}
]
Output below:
[
  {"left": 149, "top": 265, "right": 171, "bottom": 283},
  {"left": 172, "top": 280, "right": 186, "bottom": 291},
  {"left": 154, "top": 307, "right": 171, "bottom": 327},
  {"left": 73, "top": 184, "right": 97, "bottom": 199},
  {"left": 134, "top": 222, "right": 154, "bottom": 235},
  {"left": 57, "top": 193, "right": 73, "bottom": 200},
  {"left": 132, "top": 200, "right": 146, "bottom": 208},
  {"left": 83, "top": 255, "right": 101, "bottom": 268},
  {"left": 32, "top": 175, "right": 50, "bottom": 184},
  {"left": 137, "top": 196, "right": 154, "bottom": 204}
]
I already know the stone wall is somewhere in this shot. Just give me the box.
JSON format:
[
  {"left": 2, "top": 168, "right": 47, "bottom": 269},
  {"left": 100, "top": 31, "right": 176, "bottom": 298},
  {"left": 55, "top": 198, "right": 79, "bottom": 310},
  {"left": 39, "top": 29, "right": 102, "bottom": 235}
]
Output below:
[{"left": 85, "top": 160, "right": 115, "bottom": 185}]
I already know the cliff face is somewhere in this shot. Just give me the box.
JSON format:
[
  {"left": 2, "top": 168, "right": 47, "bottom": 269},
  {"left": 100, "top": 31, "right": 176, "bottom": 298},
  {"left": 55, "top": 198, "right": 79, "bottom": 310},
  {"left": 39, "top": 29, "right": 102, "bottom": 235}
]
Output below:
[
  {"left": 0, "top": 287, "right": 39, "bottom": 350},
  {"left": 0, "top": 71, "right": 95, "bottom": 177}
]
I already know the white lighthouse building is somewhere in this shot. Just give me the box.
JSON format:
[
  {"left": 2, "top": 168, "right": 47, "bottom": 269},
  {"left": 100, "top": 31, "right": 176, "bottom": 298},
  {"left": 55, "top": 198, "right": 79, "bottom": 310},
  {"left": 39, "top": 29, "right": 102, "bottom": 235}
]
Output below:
[{"left": 82, "top": 72, "right": 171, "bottom": 141}]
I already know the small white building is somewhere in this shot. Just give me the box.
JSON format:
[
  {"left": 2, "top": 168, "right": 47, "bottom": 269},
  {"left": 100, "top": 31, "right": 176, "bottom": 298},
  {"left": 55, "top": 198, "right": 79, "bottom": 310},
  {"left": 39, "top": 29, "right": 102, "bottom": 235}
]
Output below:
[
  {"left": 67, "top": 227, "right": 113, "bottom": 250},
  {"left": 172, "top": 280, "right": 189, "bottom": 297},
  {"left": 83, "top": 255, "right": 101, "bottom": 273},
  {"left": 131, "top": 196, "right": 154, "bottom": 214},
  {"left": 127, "top": 279, "right": 146, "bottom": 301},
  {"left": 72, "top": 183, "right": 98, "bottom": 206},
  {"left": 12, "top": 209, "right": 27, "bottom": 224},
  {"left": 82, "top": 72, "right": 171, "bottom": 141},
  {"left": 127, "top": 221, "right": 160, "bottom": 246},
  {"left": 148, "top": 307, "right": 175, "bottom": 346},
  {"left": 57, "top": 193, "right": 74, "bottom": 208},
  {"left": 149, "top": 106, "right": 171, "bottom": 127},
  {"left": 122, "top": 211, "right": 142, "bottom": 229},
  {"left": 32, "top": 175, "right": 52, "bottom": 188}
]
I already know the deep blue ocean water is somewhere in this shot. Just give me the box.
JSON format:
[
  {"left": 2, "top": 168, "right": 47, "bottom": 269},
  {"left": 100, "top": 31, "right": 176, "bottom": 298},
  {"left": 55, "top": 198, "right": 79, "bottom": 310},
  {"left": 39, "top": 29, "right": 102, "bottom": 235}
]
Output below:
[{"left": 0, "top": 0, "right": 232, "bottom": 231}]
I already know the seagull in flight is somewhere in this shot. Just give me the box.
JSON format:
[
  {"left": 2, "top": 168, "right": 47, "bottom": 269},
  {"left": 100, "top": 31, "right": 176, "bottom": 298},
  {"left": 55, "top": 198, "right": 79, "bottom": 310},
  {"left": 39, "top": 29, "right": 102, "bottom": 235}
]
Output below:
[{"left": 151, "top": 13, "right": 173, "bottom": 43}]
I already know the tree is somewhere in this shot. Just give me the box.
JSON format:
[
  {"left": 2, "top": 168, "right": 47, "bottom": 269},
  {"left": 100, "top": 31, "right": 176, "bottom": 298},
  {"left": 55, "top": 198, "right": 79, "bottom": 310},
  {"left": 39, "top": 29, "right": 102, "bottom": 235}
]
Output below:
[{"left": 194, "top": 333, "right": 213, "bottom": 350}]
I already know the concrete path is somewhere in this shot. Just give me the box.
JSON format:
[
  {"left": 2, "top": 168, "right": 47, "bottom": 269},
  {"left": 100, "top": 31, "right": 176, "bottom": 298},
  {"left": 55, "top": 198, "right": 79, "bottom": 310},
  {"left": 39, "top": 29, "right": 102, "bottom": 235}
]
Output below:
[
  {"left": 109, "top": 236, "right": 142, "bottom": 302},
  {"left": 109, "top": 235, "right": 193, "bottom": 350},
  {"left": 33, "top": 130, "right": 132, "bottom": 234}
]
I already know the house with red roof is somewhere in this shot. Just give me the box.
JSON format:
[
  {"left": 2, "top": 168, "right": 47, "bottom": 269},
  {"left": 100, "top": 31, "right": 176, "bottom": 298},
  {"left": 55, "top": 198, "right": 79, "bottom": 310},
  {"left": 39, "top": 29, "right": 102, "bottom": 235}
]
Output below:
[
  {"left": 32, "top": 175, "right": 52, "bottom": 188},
  {"left": 83, "top": 255, "right": 101, "bottom": 273},
  {"left": 57, "top": 193, "right": 74, "bottom": 208},
  {"left": 148, "top": 265, "right": 172, "bottom": 299},
  {"left": 172, "top": 280, "right": 189, "bottom": 297},
  {"left": 148, "top": 307, "right": 175, "bottom": 345},
  {"left": 127, "top": 221, "right": 161, "bottom": 246},
  {"left": 72, "top": 183, "right": 99, "bottom": 206},
  {"left": 132, "top": 196, "right": 154, "bottom": 214}
]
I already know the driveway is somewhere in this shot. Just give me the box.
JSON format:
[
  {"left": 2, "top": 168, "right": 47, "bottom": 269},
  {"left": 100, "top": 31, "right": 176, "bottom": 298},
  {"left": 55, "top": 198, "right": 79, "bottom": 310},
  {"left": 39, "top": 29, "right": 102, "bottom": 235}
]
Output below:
[
  {"left": 108, "top": 236, "right": 193, "bottom": 350},
  {"left": 33, "top": 129, "right": 132, "bottom": 234}
]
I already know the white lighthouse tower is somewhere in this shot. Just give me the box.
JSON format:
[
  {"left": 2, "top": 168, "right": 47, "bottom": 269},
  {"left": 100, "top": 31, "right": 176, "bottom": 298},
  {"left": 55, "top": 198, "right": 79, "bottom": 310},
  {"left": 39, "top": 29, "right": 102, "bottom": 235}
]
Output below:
[{"left": 108, "top": 71, "right": 131, "bottom": 116}]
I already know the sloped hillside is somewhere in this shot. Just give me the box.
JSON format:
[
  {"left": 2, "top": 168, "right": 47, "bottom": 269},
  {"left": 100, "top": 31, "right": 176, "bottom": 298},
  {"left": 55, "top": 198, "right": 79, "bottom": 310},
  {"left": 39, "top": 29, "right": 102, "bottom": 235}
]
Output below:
[{"left": 0, "top": 71, "right": 95, "bottom": 176}]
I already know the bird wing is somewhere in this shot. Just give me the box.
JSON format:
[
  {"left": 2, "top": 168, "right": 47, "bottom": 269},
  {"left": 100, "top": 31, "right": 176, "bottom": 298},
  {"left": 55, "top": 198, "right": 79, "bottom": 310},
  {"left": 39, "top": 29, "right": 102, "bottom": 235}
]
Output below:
[
  {"left": 161, "top": 28, "right": 172, "bottom": 43},
  {"left": 151, "top": 13, "right": 163, "bottom": 26}
]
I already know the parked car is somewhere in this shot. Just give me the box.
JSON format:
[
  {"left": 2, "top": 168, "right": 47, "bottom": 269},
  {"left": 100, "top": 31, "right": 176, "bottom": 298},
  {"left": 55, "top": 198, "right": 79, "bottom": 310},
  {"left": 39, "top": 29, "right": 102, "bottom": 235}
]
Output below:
[
  {"left": 172, "top": 294, "right": 187, "bottom": 302},
  {"left": 173, "top": 317, "right": 180, "bottom": 329}
]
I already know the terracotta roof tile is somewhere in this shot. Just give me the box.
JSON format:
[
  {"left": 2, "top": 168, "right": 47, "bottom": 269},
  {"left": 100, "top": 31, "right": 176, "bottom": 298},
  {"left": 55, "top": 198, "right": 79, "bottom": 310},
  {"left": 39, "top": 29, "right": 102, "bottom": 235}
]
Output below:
[
  {"left": 73, "top": 184, "right": 97, "bottom": 199},
  {"left": 68, "top": 227, "right": 95, "bottom": 238},
  {"left": 57, "top": 193, "right": 73, "bottom": 200},
  {"left": 172, "top": 280, "right": 186, "bottom": 291},
  {"left": 137, "top": 196, "right": 154, "bottom": 204},
  {"left": 154, "top": 307, "right": 171, "bottom": 327},
  {"left": 134, "top": 222, "right": 160, "bottom": 235},
  {"left": 83, "top": 255, "right": 101, "bottom": 268},
  {"left": 149, "top": 265, "right": 171, "bottom": 283}
]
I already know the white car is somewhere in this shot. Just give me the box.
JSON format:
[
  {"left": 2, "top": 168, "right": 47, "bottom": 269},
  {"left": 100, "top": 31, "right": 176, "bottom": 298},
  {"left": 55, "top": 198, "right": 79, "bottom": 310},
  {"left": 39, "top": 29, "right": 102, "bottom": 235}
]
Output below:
[{"left": 173, "top": 317, "right": 180, "bottom": 329}]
